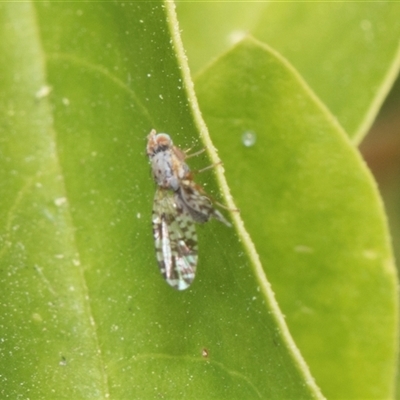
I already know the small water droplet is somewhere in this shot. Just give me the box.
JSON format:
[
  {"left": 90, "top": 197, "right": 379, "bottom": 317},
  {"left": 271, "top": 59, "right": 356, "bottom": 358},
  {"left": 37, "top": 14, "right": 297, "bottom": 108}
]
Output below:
[{"left": 242, "top": 131, "right": 256, "bottom": 147}]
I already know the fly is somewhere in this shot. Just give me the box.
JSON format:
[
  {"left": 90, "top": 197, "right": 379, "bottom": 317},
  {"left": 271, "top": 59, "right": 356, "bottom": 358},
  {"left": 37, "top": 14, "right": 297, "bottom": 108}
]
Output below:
[{"left": 146, "top": 129, "right": 230, "bottom": 290}]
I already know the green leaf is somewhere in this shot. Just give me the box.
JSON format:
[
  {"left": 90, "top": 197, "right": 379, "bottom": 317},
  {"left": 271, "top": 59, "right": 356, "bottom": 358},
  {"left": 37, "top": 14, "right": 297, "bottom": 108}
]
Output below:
[
  {"left": 195, "top": 36, "right": 398, "bottom": 399},
  {"left": 0, "top": 2, "right": 324, "bottom": 398},
  {"left": 177, "top": 2, "right": 400, "bottom": 142}
]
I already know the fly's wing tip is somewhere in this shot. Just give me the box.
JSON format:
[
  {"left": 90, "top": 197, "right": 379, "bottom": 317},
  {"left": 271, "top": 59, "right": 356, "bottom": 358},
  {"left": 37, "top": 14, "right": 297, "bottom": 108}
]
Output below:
[
  {"left": 214, "top": 210, "right": 232, "bottom": 227},
  {"left": 159, "top": 257, "right": 196, "bottom": 291},
  {"left": 224, "top": 219, "right": 232, "bottom": 228},
  {"left": 166, "top": 277, "right": 193, "bottom": 291}
]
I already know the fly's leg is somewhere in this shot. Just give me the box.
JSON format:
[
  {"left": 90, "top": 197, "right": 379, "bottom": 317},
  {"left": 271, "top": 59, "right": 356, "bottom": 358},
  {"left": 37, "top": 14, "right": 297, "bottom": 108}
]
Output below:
[
  {"left": 184, "top": 146, "right": 238, "bottom": 214},
  {"left": 184, "top": 147, "right": 223, "bottom": 174},
  {"left": 195, "top": 161, "right": 222, "bottom": 174},
  {"left": 185, "top": 148, "right": 206, "bottom": 159}
]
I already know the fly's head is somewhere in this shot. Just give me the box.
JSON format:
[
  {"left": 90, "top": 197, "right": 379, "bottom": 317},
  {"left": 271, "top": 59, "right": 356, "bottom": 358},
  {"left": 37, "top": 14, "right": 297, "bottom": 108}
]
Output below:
[{"left": 146, "top": 129, "right": 173, "bottom": 159}]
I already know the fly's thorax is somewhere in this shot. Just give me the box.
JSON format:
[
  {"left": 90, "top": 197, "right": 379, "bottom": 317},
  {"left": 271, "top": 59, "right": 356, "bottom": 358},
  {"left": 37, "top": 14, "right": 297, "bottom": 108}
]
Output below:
[
  {"left": 151, "top": 149, "right": 190, "bottom": 191},
  {"left": 171, "top": 150, "right": 190, "bottom": 179},
  {"left": 151, "top": 150, "right": 174, "bottom": 188}
]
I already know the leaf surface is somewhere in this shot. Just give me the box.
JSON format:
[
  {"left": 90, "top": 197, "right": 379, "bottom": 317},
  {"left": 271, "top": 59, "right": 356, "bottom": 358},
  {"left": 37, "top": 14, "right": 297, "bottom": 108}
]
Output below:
[{"left": 0, "top": 2, "right": 323, "bottom": 398}]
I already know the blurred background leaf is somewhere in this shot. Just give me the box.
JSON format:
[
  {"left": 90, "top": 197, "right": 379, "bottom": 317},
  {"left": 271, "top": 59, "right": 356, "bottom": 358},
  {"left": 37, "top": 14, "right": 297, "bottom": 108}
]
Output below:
[
  {"left": 177, "top": 1, "right": 400, "bottom": 142},
  {"left": 360, "top": 75, "right": 400, "bottom": 399}
]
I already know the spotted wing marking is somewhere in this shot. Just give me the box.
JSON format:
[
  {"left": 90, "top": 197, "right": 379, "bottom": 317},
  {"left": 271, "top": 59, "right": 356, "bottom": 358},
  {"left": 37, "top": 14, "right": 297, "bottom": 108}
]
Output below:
[
  {"left": 152, "top": 188, "right": 198, "bottom": 290},
  {"left": 179, "top": 179, "right": 231, "bottom": 226}
]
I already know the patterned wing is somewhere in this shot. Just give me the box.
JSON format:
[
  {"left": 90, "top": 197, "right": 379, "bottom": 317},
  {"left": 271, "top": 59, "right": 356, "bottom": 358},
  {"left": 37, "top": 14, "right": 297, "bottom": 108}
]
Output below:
[
  {"left": 152, "top": 187, "right": 198, "bottom": 290},
  {"left": 178, "top": 180, "right": 231, "bottom": 226}
]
